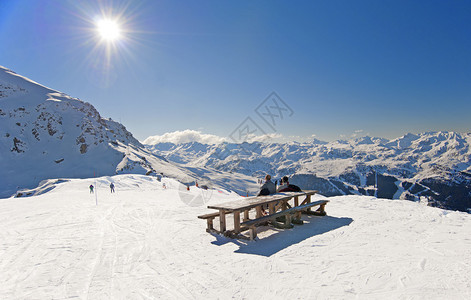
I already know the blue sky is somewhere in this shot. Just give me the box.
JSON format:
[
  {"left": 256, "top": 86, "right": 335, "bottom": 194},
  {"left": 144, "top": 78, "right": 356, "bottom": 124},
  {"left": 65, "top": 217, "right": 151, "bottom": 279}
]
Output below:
[{"left": 1, "top": 0, "right": 470, "bottom": 142}]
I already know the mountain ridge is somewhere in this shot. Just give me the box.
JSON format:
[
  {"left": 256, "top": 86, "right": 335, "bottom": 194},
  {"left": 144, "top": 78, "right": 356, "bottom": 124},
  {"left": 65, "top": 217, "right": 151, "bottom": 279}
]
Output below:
[
  {"left": 2, "top": 65, "right": 470, "bottom": 212},
  {"left": 144, "top": 131, "right": 471, "bottom": 212}
]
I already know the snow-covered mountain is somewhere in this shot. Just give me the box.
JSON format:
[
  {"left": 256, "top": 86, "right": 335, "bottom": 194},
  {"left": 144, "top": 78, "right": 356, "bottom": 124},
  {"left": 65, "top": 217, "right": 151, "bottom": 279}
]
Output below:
[
  {"left": 2, "top": 65, "right": 470, "bottom": 212},
  {"left": 144, "top": 132, "right": 471, "bottom": 212},
  {"left": 0, "top": 66, "right": 195, "bottom": 198}
]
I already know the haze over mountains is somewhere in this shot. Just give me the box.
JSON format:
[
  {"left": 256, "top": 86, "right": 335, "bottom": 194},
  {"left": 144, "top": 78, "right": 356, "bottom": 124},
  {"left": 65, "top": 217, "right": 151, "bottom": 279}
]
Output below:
[{"left": 1, "top": 66, "right": 470, "bottom": 213}]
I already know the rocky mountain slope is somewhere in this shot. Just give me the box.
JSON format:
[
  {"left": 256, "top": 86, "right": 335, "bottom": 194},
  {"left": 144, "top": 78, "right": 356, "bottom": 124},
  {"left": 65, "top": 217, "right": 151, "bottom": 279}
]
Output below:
[
  {"left": 0, "top": 66, "right": 193, "bottom": 198},
  {"left": 144, "top": 132, "right": 471, "bottom": 212}
]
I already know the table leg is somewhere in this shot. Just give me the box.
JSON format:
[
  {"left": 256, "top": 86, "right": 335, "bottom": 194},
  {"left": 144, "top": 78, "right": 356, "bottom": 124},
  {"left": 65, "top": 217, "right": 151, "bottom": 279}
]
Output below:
[
  {"left": 256, "top": 206, "right": 263, "bottom": 218},
  {"left": 243, "top": 209, "right": 250, "bottom": 221},
  {"left": 234, "top": 211, "right": 241, "bottom": 234},
  {"left": 306, "top": 194, "right": 312, "bottom": 212},
  {"left": 282, "top": 200, "right": 288, "bottom": 211},
  {"left": 219, "top": 210, "right": 226, "bottom": 233},
  {"left": 285, "top": 213, "right": 292, "bottom": 227}
]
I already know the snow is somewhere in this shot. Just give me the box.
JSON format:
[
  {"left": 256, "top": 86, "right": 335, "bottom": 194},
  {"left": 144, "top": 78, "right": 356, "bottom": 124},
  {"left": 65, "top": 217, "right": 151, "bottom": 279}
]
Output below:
[
  {"left": 0, "top": 65, "right": 197, "bottom": 198},
  {"left": 1, "top": 174, "right": 470, "bottom": 299},
  {"left": 143, "top": 131, "right": 471, "bottom": 211}
]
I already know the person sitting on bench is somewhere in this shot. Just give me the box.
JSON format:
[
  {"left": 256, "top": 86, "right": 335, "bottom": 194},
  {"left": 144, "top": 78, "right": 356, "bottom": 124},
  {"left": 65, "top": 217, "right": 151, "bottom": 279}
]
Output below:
[
  {"left": 277, "top": 176, "right": 302, "bottom": 192},
  {"left": 258, "top": 174, "right": 276, "bottom": 196}
]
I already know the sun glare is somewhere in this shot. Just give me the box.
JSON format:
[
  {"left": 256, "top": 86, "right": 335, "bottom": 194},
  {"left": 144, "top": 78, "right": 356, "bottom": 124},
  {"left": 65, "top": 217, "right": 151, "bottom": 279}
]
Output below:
[{"left": 96, "top": 19, "right": 121, "bottom": 41}]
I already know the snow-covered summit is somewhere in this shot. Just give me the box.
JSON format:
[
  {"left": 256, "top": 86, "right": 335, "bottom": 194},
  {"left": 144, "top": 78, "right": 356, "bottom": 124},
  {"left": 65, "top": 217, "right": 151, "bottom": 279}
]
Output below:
[{"left": 0, "top": 66, "right": 193, "bottom": 197}]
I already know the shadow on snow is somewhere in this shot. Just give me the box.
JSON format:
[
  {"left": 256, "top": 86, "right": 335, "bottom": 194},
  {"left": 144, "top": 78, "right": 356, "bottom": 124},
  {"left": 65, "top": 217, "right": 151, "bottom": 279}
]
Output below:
[{"left": 211, "top": 215, "right": 353, "bottom": 257}]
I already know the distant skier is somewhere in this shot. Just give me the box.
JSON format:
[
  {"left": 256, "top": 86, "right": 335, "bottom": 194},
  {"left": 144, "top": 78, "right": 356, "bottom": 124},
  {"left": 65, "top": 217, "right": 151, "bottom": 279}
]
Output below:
[
  {"left": 89, "top": 184, "right": 94, "bottom": 193},
  {"left": 195, "top": 181, "right": 199, "bottom": 188},
  {"left": 110, "top": 182, "right": 115, "bottom": 193},
  {"left": 162, "top": 183, "right": 167, "bottom": 189},
  {"left": 187, "top": 185, "right": 190, "bottom": 191}
]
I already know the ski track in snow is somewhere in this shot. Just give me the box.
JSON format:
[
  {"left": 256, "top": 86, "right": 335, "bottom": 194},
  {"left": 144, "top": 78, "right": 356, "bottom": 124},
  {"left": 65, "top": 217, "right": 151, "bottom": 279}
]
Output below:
[{"left": 1, "top": 175, "right": 471, "bottom": 299}]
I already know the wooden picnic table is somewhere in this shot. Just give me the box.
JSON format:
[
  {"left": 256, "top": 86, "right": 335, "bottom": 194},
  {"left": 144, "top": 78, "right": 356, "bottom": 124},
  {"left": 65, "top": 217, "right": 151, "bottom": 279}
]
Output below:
[{"left": 199, "top": 190, "right": 328, "bottom": 240}]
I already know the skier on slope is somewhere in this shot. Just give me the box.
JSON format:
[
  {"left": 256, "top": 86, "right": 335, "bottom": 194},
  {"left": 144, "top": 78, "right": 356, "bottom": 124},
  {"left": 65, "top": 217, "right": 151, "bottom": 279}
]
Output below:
[
  {"left": 110, "top": 182, "right": 115, "bottom": 193},
  {"left": 89, "top": 184, "right": 94, "bottom": 193}
]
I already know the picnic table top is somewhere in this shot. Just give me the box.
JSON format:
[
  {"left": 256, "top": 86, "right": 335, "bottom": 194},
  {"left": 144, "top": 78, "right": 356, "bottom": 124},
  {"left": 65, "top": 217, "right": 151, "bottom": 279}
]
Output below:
[{"left": 207, "top": 190, "right": 318, "bottom": 212}]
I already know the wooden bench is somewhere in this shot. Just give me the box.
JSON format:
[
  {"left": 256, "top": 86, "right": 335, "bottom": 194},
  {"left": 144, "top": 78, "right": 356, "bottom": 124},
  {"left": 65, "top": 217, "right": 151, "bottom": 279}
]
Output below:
[
  {"left": 198, "top": 190, "right": 327, "bottom": 240},
  {"left": 197, "top": 211, "right": 230, "bottom": 233},
  {"left": 241, "top": 200, "right": 329, "bottom": 240}
]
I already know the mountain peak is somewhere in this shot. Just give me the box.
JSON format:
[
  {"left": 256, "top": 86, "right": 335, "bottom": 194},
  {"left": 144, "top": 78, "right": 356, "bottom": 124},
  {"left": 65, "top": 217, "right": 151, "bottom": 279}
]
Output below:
[{"left": 0, "top": 67, "right": 193, "bottom": 197}]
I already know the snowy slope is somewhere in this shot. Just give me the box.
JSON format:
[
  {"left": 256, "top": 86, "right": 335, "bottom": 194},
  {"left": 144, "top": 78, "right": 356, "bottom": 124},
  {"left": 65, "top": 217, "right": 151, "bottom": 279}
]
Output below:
[
  {"left": 0, "top": 66, "right": 194, "bottom": 197},
  {"left": 0, "top": 174, "right": 470, "bottom": 299},
  {"left": 144, "top": 132, "right": 471, "bottom": 212}
]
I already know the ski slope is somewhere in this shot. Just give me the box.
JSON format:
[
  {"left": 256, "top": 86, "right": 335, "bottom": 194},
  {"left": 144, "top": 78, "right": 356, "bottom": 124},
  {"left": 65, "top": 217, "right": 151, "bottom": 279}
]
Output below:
[{"left": 1, "top": 175, "right": 470, "bottom": 299}]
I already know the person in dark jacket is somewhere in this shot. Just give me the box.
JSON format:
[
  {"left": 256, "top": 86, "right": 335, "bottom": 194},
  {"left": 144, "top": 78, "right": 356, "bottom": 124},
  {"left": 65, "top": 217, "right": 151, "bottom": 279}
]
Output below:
[
  {"left": 258, "top": 174, "right": 276, "bottom": 196},
  {"left": 277, "top": 176, "right": 302, "bottom": 192}
]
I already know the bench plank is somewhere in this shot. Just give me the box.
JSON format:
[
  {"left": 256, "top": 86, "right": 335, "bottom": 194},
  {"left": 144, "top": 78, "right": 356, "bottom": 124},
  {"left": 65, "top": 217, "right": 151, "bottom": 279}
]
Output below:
[{"left": 198, "top": 211, "right": 229, "bottom": 219}]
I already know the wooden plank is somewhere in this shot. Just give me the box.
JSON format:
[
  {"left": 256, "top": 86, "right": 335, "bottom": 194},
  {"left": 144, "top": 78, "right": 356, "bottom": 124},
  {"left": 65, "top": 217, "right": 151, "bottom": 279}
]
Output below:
[
  {"left": 242, "top": 199, "right": 327, "bottom": 239},
  {"left": 282, "top": 200, "right": 288, "bottom": 211},
  {"left": 234, "top": 211, "right": 241, "bottom": 234},
  {"left": 198, "top": 210, "right": 231, "bottom": 219},
  {"left": 242, "top": 200, "right": 329, "bottom": 227},
  {"left": 306, "top": 194, "right": 312, "bottom": 212},
  {"left": 243, "top": 209, "right": 249, "bottom": 221},
  {"left": 207, "top": 191, "right": 317, "bottom": 212},
  {"left": 219, "top": 209, "right": 226, "bottom": 233},
  {"left": 206, "top": 218, "right": 214, "bottom": 231},
  {"left": 208, "top": 194, "right": 293, "bottom": 212},
  {"left": 320, "top": 203, "right": 326, "bottom": 213},
  {"left": 249, "top": 226, "right": 257, "bottom": 240},
  {"left": 300, "top": 194, "right": 311, "bottom": 206},
  {"left": 303, "top": 202, "right": 328, "bottom": 216},
  {"left": 256, "top": 206, "right": 263, "bottom": 218},
  {"left": 285, "top": 213, "right": 292, "bottom": 227},
  {"left": 242, "top": 191, "right": 315, "bottom": 202},
  {"left": 197, "top": 212, "right": 219, "bottom": 219}
]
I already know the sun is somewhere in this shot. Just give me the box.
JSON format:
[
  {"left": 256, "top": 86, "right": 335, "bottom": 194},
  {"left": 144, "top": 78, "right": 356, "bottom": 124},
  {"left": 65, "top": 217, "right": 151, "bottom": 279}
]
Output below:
[{"left": 96, "top": 19, "right": 121, "bottom": 41}]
